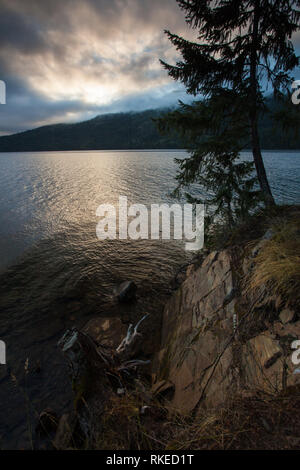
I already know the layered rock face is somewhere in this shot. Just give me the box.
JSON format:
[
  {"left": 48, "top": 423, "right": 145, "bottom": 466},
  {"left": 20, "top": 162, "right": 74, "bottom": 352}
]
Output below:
[{"left": 152, "top": 247, "right": 300, "bottom": 413}]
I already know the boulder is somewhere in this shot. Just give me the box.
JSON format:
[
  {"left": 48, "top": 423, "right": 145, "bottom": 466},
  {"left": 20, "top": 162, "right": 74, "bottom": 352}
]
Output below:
[
  {"left": 83, "top": 316, "right": 127, "bottom": 349},
  {"left": 273, "top": 320, "right": 300, "bottom": 339},
  {"left": 241, "top": 332, "right": 283, "bottom": 394},
  {"left": 114, "top": 280, "right": 137, "bottom": 302},
  {"left": 279, "top": 309, "right": 295, "bottom": 324}
]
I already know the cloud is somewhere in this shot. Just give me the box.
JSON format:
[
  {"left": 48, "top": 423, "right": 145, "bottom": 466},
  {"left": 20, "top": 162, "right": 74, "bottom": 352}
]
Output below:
[
  {"left": 0, "top": 0, "right": 299, "bottom": 135},
  {"left": 0, "top": 0, "right": 193, "bottom": 134},
  {"left": 0, "top": 4, "right": 46, "bottom": 54},
  {"left": 0, "top": 77, "right": 191, "bottom": 136}
]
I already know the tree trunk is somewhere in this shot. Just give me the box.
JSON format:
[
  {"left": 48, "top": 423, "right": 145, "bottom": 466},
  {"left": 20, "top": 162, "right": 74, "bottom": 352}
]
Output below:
[
  {"left": 251, "top": 111, "right": 275, "bottom": 205},
  {"left": 250, "top": 0, "right": 275, "bottom": 206}
]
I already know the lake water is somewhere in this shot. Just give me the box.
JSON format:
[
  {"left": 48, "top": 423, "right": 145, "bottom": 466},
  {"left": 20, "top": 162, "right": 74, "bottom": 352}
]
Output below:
[{"left": 0, "top": 149, "right": 299, "bottom": 449}]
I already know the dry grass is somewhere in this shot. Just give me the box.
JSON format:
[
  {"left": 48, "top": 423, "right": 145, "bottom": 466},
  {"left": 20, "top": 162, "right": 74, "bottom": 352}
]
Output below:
[
  {"left": 247, "top": 215, "right": 300, "bottom": 302},
  {"left": 91, "top": 385, "right": 300, "bottom": 450},
  {"left": 165, "top": 387, "right": 300, "bottom": 450},
  {"left": 94, "top": 392, "right": 170, "bottom": 450},
  {"left": 208, "top": 204, "right": 300, "bottom": 250}
]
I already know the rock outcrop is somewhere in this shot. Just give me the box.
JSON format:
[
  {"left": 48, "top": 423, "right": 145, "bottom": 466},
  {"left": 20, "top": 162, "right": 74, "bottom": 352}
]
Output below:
[
  {"left": 55, "top": 221, "right": 300, "bottom": 449},
  {"left": 152, "top": 244, "right": 300, "bottom": 413}
]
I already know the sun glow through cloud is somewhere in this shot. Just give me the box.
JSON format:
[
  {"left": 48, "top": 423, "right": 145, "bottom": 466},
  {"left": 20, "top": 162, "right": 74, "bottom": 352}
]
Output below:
[
  {"left": 0, "top": 0, "right": 198, "bottom": 133},
  {"left": 0, "top": 0, "right": 299, "bottom": 134}
]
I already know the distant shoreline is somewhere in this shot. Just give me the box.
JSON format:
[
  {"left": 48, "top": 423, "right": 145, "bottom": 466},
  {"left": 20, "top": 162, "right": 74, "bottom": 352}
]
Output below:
[
  {"left": 0, "top": 148, "right": 300, "bottom": 154},
  {"left": 1, "top": 105, "right": 300, "bottom": 153}
]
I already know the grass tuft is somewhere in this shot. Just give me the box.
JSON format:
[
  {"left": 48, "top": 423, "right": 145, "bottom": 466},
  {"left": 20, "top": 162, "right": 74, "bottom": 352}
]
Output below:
[{"left": 247, "top": 215, "right": 300, "bottom": 302}]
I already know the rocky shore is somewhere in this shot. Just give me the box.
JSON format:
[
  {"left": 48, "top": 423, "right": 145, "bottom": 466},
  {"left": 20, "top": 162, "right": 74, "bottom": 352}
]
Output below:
[{"left": 39, "top": 206, "right": 300, "bottom": 450}]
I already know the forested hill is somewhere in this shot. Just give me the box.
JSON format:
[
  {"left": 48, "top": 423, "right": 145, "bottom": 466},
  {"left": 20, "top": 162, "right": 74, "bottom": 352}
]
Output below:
[
  {"left": 0, "top": 110, "right": 180, "bottom": 152},
  {"left": 0, "top": 103, "right": 299, "bottom": 152}
]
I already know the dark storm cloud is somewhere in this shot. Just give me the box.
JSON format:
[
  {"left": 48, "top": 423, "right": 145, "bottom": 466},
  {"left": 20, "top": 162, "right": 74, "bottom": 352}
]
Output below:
[
  {"left": 0, "top": 0, "right": 298, "bottom": 135},
  {"left": 0, "top": 0, "right": 192, "bottom": 134},
  {"left": 0, "top": 4, "right": 47, "bottom": 54}
]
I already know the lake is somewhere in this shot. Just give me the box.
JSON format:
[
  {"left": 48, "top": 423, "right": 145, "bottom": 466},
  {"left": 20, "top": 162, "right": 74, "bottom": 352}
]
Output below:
[{"left": 0, "top": 149, "right": 299, "bottom": 449}]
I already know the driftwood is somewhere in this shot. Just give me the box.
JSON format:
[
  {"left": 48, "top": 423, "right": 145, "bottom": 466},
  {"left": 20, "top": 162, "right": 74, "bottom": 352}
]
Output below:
[
  {"left": 58, "top": 313, "right": 150, "bottom": 380},
  {"left": 116, "top": 314, "right": 149, "bottom": 358},
  {"left": 57, "top": 315, "right": 150, "bottom": 444}
]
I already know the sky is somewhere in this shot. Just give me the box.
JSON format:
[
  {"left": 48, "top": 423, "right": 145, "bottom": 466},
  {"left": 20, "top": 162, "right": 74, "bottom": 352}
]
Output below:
[
  {"left": 0, "top": 0, "right": 299, "bottom": 136},
  {"left": 0, "top": 0, "right": 196, "bottom": 135}
]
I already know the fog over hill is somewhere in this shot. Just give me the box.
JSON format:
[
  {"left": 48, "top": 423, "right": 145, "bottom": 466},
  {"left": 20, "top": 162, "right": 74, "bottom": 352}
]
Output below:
[{"left": 0, "top": 101, "right": 299, "bottom": 152}]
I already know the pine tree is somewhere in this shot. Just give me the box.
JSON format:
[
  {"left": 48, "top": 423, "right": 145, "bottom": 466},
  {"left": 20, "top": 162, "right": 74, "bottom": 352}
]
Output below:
[
  {"left": 159, "top": 0, "right": 300, "bottom": 206},
  {"left": 157, "top": 97, "right": 262, "bottom": 229}
]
